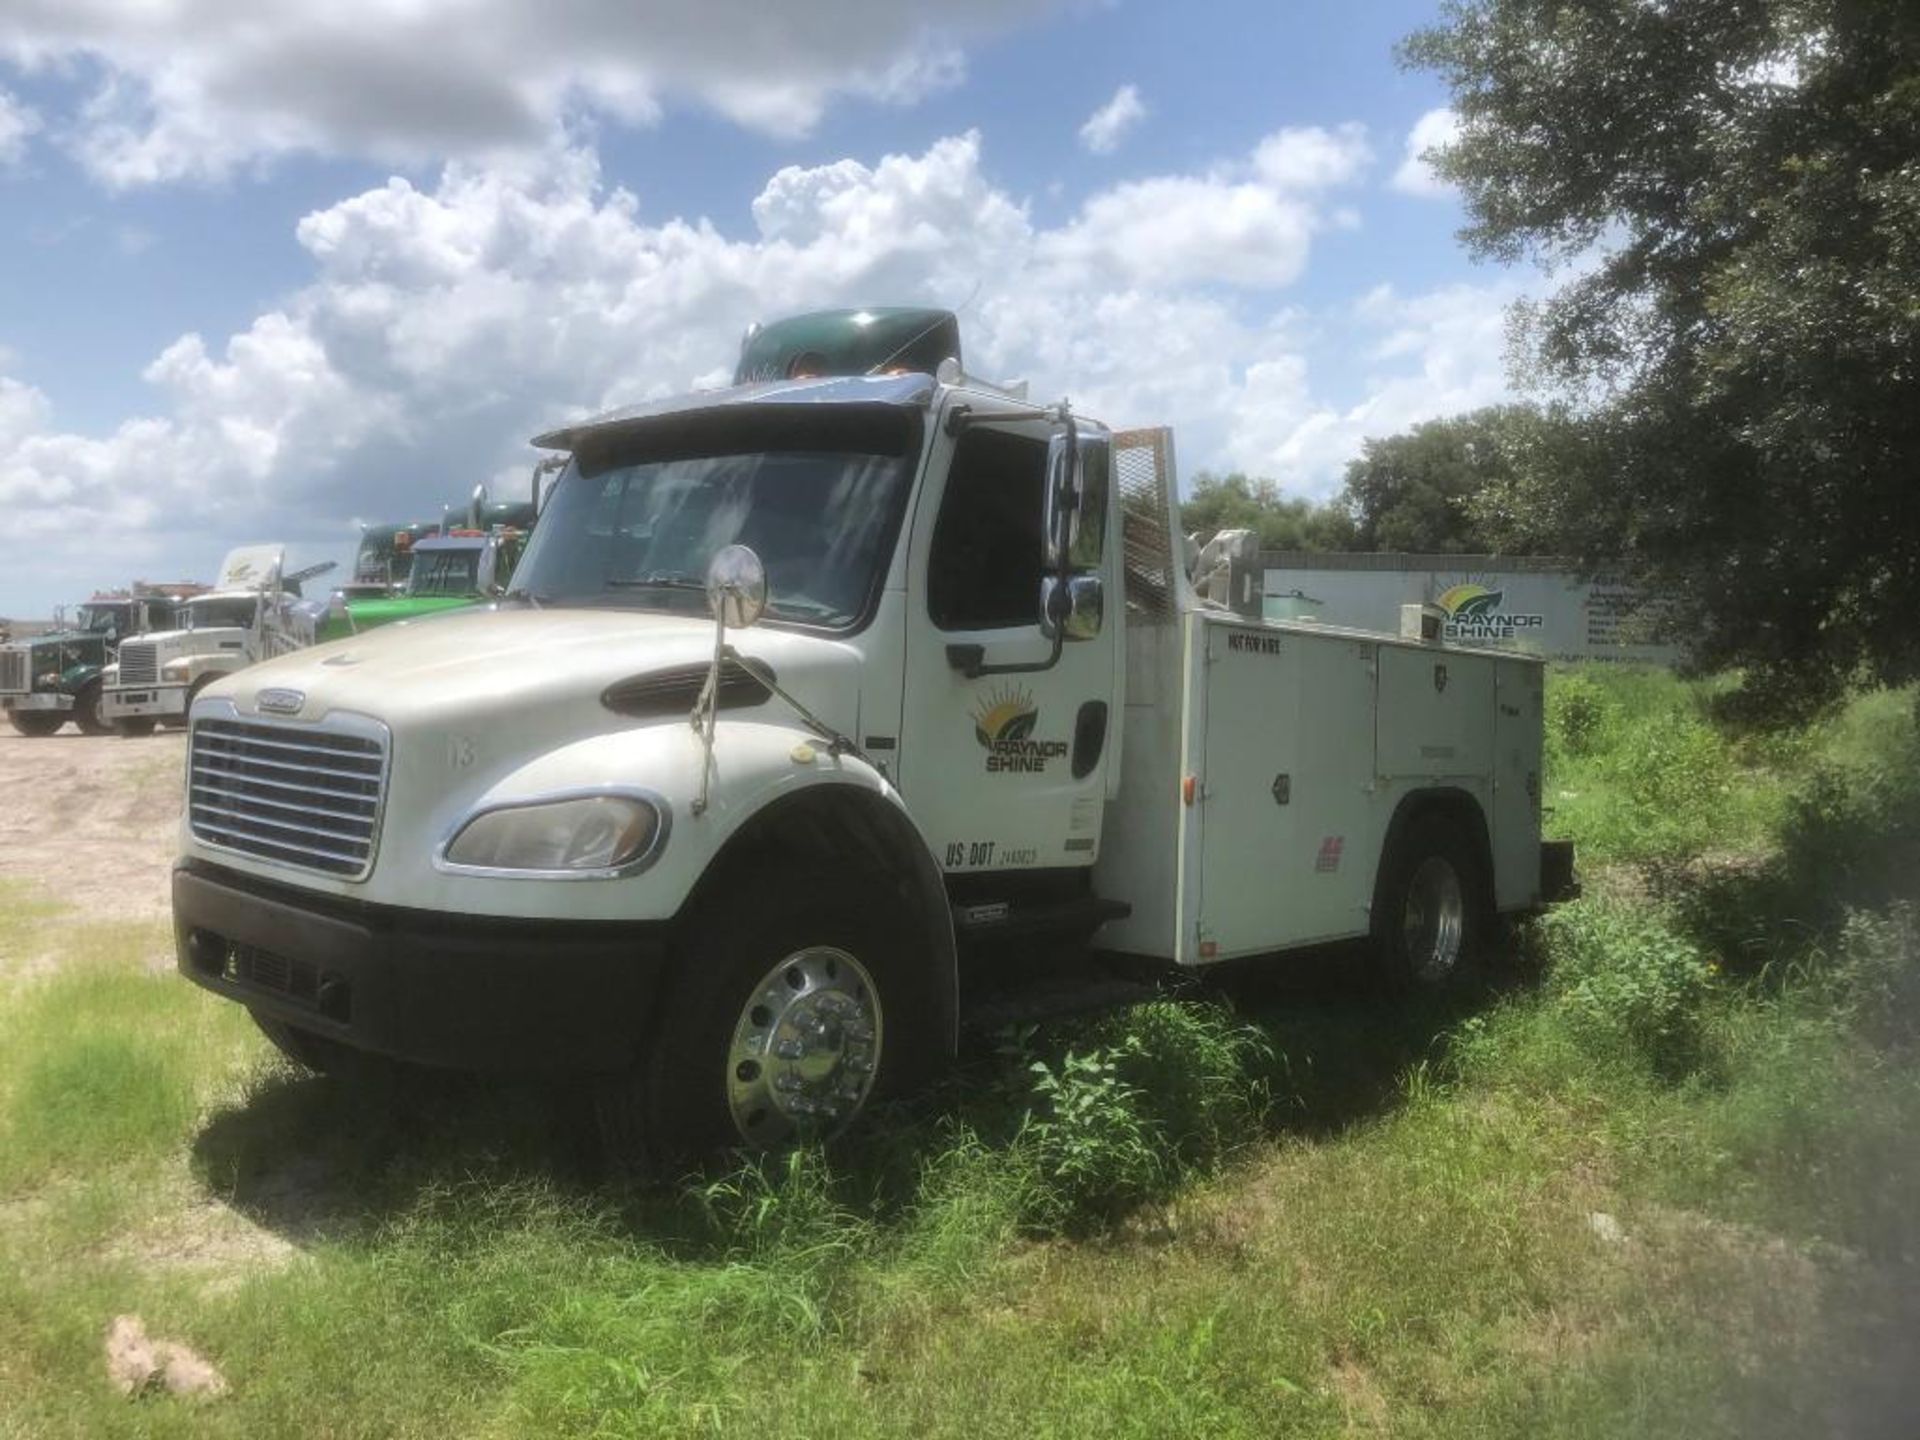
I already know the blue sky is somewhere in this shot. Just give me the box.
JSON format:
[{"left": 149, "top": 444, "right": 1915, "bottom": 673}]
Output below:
[{"left": 0, "top": 0, "right": 1525, "bottom": 616}]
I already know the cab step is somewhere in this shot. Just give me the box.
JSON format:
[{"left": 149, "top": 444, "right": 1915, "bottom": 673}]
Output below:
[{"left": 951, "top": 893, "right": 1131, "bottom": 943}]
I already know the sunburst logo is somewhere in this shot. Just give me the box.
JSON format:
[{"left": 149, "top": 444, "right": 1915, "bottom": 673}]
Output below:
[
  {"left": 973, "top": 682, "right": 1038, "bottom": 749},
  {"left": 1435, "top": 575, "right": 1544, "bottom": 642},
  {"left": 1436, "top": 582, "right": 1505, "bottom": 619}
]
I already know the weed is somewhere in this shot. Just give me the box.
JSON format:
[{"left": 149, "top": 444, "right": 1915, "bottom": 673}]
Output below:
[{"left": 1537, "top": 900, "right": 1718, "bottom": 1078}]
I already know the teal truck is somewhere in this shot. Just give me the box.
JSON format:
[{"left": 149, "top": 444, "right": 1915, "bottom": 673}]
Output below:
[{"left": 0, "top": 587, "right": 202, "bottom": 736}]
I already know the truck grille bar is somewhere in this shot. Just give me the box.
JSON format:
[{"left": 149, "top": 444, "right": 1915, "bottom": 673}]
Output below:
[
  {"left": 118, "top": 642, "right": 159, "bottom": 685},
  {"left": 0, "top": 649, "right": 24, "bottom": 693},
  {"left": 188, "top": 716, "right": 388, "bottom": 879}
]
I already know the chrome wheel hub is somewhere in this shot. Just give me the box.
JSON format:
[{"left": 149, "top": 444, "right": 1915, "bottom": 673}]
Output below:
[
  {"left": 726, "top": 946, "right": 882, "bottom": 1146},
  {"left": 1404, "top": 856, "right": 1465, "bottom": 983}
]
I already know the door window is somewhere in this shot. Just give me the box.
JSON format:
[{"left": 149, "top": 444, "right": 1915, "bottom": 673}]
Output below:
[{"left": 927, "top": 428, "right": 1047, "bottom": 631}]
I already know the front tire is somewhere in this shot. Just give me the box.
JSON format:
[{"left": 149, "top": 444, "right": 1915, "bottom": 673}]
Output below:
[
  {"left": 115, "top": 717, "right": 158, "bottom": 738},
  {"left": 72, "top": 683, "right": 109, "bottom": 736},
  {"left": 7, "top": 710, "right": 65, "bottom": 737},
  {"left": 598, "top": 874, "right": 931, "bottom": 1168},
  {"left": 1373, "top": 813, "right": 1485, "bottom": 991}
]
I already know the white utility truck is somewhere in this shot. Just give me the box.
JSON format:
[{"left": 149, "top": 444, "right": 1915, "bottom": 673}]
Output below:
[
  {"left": 104, "top": 546, "right": 335, "bottom": 736},
  {"left": 171, "top": 308, "right": 1568, "bottom": 1161}
]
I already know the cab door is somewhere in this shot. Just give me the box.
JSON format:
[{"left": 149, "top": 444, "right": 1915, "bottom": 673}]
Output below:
[{"left": 895, "top": 418, "right": 1119, "bottom": 877}]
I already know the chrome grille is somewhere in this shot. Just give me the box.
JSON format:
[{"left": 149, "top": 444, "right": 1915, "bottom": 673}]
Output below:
[
  {"left": 189, "top": 716, "right": 388, "bottom": 879},
  {"left": 0, "top": 648, "right": 24, "bottom": 694},
  {"left": 118, "top": 641, "right": 159, "bottom": 685}
]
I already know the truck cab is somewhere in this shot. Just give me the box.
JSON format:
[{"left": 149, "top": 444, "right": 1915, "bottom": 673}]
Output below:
[
  {"left": 349, "top": 521, "right": 440, "bottom": 596},
  {"left": 171, "top": 308, "right": 1558, "bottom": 1163},
  {"left": 318, "top": 527, "right": 528, "bottom": 643},
  {"left": 104, "top": 547, "right": 333, "bottom": 736},
  {"left": 0, "top": 590, "right": 198, "bottom": 736}
]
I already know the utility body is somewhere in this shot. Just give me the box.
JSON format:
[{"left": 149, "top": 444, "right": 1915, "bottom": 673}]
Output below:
[
  {"left": 103, "top": 546, "right": 335, "bottom": 736},
  {"left": 170, "top": 309, "right": 1564, "bottom": 1158}
]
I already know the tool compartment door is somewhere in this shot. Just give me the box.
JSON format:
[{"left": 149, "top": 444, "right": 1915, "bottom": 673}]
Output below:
[
  {"left": 1193, "top": 622, "right": 1378, "bottom": 960},
  {"left": 1491, "top": 657, "right": 1544, "bottom": 910}
]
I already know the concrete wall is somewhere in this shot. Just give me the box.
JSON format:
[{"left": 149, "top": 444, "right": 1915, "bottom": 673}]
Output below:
[{"left": 1261, "top": 553, "right": 1680, "bottom": 665}]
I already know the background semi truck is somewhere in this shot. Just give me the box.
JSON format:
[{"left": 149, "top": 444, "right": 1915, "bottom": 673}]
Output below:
[
  {"left": 317, "top": 527, "right": 529, "bottom": 643},
  {"left": 102, "top": 547, "right": 336, "bottom": 736},
  {"left": 169, "top": 308, "right": 1567, "bottom": 1163},
  {"left": 0, "top": 584, "right": 205, "bottom": 736}
]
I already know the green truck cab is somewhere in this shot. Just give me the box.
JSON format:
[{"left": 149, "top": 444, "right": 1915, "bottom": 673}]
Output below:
[
  {"left": 348, "top": 521, "right": 440, "bottom": 598},
  {"left": 0, "top": 589, "right": 200, "bottom": 736},
  {"left": 319, "top": 527, "right": 528, "bottom": 643}
]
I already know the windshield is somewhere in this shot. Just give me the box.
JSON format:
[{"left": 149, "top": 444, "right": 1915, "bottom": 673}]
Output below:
[
  {"left": 185, "top": 597, "right": 258, "bottom": 630},
  {"left": 74, "top": 604, "right": 128, "bottom": 634},
  {"left": 408, "top": 548, "right": 482, "bottom": 597},
  {"left": 355, "top": 527, "right": 428, "bottom": 585},
  {"left": 511, "top": 407, "right": 919, "bottom": 631}
]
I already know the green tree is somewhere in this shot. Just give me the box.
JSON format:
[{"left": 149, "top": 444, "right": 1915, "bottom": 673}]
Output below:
[
  {"left": 1405, "top": 0, "right": 1920, "bottom": 717},
  {"left": 1180, "top": 473, "right": 1359, "bottom": 551},
  {"left": 1340, "top": 404, "right": 1549, "bottom": 553}
]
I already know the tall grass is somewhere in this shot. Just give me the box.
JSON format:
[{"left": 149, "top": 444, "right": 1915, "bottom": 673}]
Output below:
[{"left": 0, "top": 669, "right": 1916, "bottom": 1436}]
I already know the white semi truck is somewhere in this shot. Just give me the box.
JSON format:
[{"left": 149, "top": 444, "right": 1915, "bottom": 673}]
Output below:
[
  {"left": 171, "top": 308, "right": 1569, "bottom": 1162},
  {"left": 103, "top": 546, "right": 336, "bottom": 736}
]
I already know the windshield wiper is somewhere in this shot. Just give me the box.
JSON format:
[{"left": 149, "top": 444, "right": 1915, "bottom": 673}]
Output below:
[
  {"left": 605, "top": 571, "right": 706, "bottom": 593},
  {"left": 502, "top": 587, "right": 550, "bottom": 609}
]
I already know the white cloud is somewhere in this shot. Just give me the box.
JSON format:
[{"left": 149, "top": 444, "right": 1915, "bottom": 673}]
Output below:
[
  {"left": 0, "top": 88, "right": 39, "bottom": 166},
  {"left": 1223, "top": 279, "right": 1522, "bottom": 488},
  {"left": 1391, "top": 107, "right": 1461, "bottom": 198},
  {"left": 0, "top": 1, "right": 1056, "bottom": 186},
  {"left": 0, "top": 127, "right": 1522, "bottom": 610},
  {"left": 1253, "top": 123, "right": 1371, "bottom": 190},
  {"left": 1078, "top": 83, "right": 1146, "bottom": 154}
]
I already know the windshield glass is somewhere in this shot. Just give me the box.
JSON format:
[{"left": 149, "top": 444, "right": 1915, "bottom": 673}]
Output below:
[
  {"left": 408, "top": 548, "right": 482, "bottom": 597},
  {"left": 511, "top": 407, "right": 919, "bottom": 631},
  {"left": 185, "top": 597, "right": 258, "bottom": 630},
  {"left": 74, "top": 604, "right": 128, "bottom": 634},
  {"left": 355, "top": 527, "right": 429, "bottom": 585}
]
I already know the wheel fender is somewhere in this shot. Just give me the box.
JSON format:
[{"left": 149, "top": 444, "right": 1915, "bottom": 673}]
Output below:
[
  {"left": 1371, "top": 786, "right": 1495, "bottom": 923},
  {"left": 681, "top": 773, "right": 960, "bottom": 1061}
]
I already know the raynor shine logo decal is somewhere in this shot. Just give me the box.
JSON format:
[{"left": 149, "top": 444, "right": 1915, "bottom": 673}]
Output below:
[
  {"left": 972, "top": 683, "right": 1068, "bottom": 775},
  {"left": 1436, "top": 579, "right": 1545, "bottom": 642}
]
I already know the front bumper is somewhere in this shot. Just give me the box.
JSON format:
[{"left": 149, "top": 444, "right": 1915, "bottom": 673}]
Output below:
[
  {"left": 2, "top": 692, "right": 72, "bottom": 712},
  {"left": 103, "top": 684, "right": 187, "bottom": 721},
  {"left": 174, "top": 861, "right": 675, "bottom": 1072}
]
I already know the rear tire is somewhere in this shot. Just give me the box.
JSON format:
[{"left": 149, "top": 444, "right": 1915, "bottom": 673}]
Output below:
[
  {"left": 596, "top": 872, "right": 933, "bottom": 1171},
  {"left": 72, "top": 683, "right": 109, "bottom": 736},
  {"left": 1372, "top": 813, "right": 1485, "bottom": 992},
  {"left": 115, "top": 717, "right": 158, "bottom": 738},
  {"left": 7, "top": 710, "right": 65, "bottom": 737}
]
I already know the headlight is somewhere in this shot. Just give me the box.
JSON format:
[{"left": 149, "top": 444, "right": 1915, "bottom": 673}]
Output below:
[
  {"left": 442, "top": 794, "right": 664, "bottom": 874},
  {"left": 163, "top": 659, "right": 192, "bottom": 679}
]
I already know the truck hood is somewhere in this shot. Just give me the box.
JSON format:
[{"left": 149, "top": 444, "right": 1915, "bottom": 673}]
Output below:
[
  {"left": 127, "top": 626, "right": 248, "bottom": 653},
  {"left": 219, "top": 605, "right": 866, "bottom": 735}
]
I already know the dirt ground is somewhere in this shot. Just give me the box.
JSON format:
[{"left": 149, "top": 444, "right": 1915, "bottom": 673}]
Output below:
[{"left": 0, "top": 728, "right": 186, "bottom": 921}]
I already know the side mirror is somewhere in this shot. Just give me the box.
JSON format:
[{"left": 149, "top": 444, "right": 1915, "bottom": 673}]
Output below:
[
  {"left": 1043, "top": 432, "right": 1110, "bottom": 575},
  {"left": 1041, "top": 574, "right": 1104, "bottom": 642},
  {"left": 1042, "top": 432, "right": 1076, "bottom": 572},
  {"left": 706, "top": 544, "right": 768, "bottom": 629}
]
